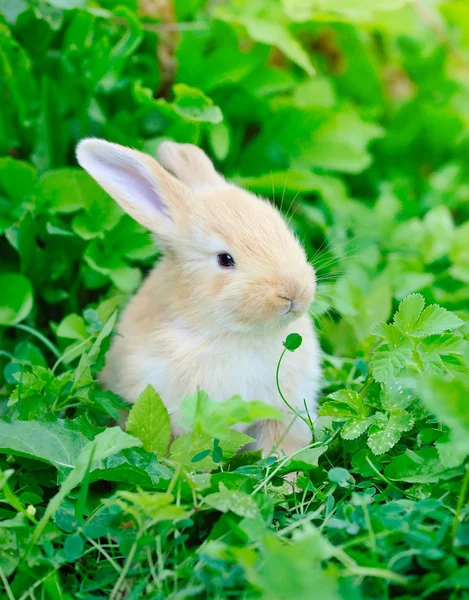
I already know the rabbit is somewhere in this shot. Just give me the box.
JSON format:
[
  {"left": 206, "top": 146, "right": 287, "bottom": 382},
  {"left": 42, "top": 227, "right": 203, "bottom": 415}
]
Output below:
[{"left": 76, "top": 138, "right": 321, "bottom": 458}]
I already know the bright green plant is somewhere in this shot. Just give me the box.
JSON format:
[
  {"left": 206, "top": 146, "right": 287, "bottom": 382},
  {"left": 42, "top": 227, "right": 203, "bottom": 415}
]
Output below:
[{"left": 1, "top": 1, "right": 469, "bottom": 599}]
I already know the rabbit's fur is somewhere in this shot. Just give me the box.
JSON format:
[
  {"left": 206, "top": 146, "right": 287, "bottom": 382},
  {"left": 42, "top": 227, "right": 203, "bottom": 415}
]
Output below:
[{"left": 76, "top": 139, "right": 321, "bottom": 455}]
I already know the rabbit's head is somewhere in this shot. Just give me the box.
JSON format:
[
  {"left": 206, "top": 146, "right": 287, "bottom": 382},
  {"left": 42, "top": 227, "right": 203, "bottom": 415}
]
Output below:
[{"left": 76, "top": 139, "right": 316, "bottom": 334}]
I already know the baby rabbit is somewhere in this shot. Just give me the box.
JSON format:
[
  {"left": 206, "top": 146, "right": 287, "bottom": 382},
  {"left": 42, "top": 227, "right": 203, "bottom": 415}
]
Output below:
[{"left": 76, "top": 139, "right": 321, "bottom": 457}]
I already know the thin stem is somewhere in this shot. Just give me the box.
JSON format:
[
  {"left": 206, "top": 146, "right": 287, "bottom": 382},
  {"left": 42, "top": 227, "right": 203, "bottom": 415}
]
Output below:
[
  {"left": 0, "top": 567, "right": 16, "bottom": 600},
  {"left": 2, "top": 481, "right": 37, "bottom": 524},
  {"left": 360, "top": 377, "right": 373, "bottom": 398},
  {"left": 83, "top": 534, "right": 122, "bottom": 573},
  {"left": 365, "top": 456, "right": 403, "bottom": 494},
  {"left": 167, "top": 461, "right": 183, "bottom": 495},
  {"left": 276, "top": 348, "right": 310, "bottom": 427},
  {"left": 109, "top": 540, "right": 138, "bottom": 600},
  {"left": 343, "top": 565, "right": 407, "bottom": 585},
  {"left": 8, "top": 324, "right": 61, "bottom": 359},
  {"left": 51, "top": 336, "right": 93, "bottom": 373},
  {"left": 147, "top": 547, "right": 160, "bottom": 590},
  {"left": 251, "top": 440, "right": 331, "bottom": 495},
  {"left": 451, "top": 463, "right": 469, "bottom": 545}
]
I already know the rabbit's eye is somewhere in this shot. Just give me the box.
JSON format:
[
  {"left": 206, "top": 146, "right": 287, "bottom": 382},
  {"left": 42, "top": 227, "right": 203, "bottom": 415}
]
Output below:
[{"left": 217, "top": 253, "right": 235, "bottom": 268}]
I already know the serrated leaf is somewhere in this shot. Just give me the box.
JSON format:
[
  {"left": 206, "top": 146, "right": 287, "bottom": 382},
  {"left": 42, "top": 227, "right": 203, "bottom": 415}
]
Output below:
[
  {"left": 318, "top": 401, "right": 360, "bottom": 420},
  {"left": 341, "top": 417, "right": 373, "bottom": 440},
  {"left": 371, "top": 322, "right": 404, "bottom": 346},
  {"left": 380, "top": 383, "right": 415, "bottom": 411},
  {"left": 367, "top": 411, "right": 414, "bottom": 455},
  {"left": 326, "top": 390, "right": 368, "bottom": 417},
  {"left": 419, "top": 334, "right": 467, "bottom": 355},
  {"left": 393, "top": 293, "right": 425, "bottom": 333},
  {"left": 126, "top": 385, "right": 171, "bottom": 457},
  {"left": 410, "top": 305, "right": 464, "bottom": 337},
  {"left": 371, "top": 339, "right": 413, "bottom": 383}
]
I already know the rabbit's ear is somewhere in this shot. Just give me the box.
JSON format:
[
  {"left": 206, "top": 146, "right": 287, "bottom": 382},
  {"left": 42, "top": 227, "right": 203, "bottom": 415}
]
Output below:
[
  {"left": 76, "top": 139, "right": 191, "bottom": 237},
  {"left": 157, "top": 141, "right": 228, "bottom": 190}
]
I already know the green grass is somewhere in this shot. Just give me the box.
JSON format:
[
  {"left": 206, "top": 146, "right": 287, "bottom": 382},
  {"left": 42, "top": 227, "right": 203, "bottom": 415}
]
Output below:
[{"left": 1, "top": 1, "right": 469, "bottom": 598}]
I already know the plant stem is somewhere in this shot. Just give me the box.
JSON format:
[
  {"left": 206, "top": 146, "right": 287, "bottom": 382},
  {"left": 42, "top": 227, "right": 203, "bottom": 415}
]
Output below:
[
  {"left": 51, "top": 335, "right": 93, "bottom": 373},
  {"left": 0, "top": 567, "right": 15, "bottom": 600},
  {"left": 109, "top": 539, "right": 138, "bottom": 600},
  {"left": 8, "top": 324, "right": 61, "bottom": 359},
  {"left": 359, "top": 376, "right": 373, "bottom": 398},
  {"left": 276, "top": 348, "right": 310, "bottom": 427},
  {"left": 451, "top": 463, "right": 469, "bottom": 545}
]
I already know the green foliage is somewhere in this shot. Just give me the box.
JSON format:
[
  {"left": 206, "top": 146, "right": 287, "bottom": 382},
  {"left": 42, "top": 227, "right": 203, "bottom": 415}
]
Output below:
[
  {"left": 126, "top": 384, "right": 171, "bottom": 457},
  {"left": 1, "top": 0, "right": 469, "bottom": 599}
]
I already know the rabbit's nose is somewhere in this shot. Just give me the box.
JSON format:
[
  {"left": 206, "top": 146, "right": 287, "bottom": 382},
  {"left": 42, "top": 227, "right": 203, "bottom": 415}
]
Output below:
[
  {"left": 278, "top": 296, "right": 294, "bottom": 313},
  {"left": 277, "top": 278, "right": 301, "bottom": 310}
]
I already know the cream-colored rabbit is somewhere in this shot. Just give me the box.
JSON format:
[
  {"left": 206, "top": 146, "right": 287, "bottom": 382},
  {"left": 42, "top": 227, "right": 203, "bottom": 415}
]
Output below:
[{"left": 76, "top": 139, "right": 321, "bottom": 456}]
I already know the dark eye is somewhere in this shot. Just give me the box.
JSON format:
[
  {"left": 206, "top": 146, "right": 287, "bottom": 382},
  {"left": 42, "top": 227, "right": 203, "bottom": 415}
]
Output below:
[{"left": 217, "top": 253, "right": 235, "bottom": 268}]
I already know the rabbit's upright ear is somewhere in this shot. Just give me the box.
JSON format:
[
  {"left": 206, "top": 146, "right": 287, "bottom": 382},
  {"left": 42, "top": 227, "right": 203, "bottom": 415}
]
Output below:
[
  {"left": 157, "top": 142, "right": 228, "bottom": 190},
  {"left": 76, "top": 139, "right": 191, "bottom": 238}
]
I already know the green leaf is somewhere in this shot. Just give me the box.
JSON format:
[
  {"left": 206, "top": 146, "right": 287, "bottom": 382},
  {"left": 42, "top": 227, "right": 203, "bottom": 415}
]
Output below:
[
  {"left": 393, "top": 293, "right": 425, "bottom": 333},
  {"left": 371, "top": 339, "right": 413, "bottom": 383},
  {"left": 418, "top": 377, "right": 469, "bottom": 456},
  {"left": 242, "top": 19, "right": 314, "bottom": 75},
  {"left": 89, "top": 447, "right": 171, "bottom": 486},
  {"left": 0, "top": 157, "right": 36, "bottom": 202},
  {"left": 191, "top": 449, "right": 211, "bottom": 463},
  {"left": 172, "top": 84, "right": 223, "bottom": 123},
  {"left": 179, "top": 392, "right": 283, "bottom": 440},
  {"left": 283, "top": 333, "right": 302, "bottom": 351},
  {"left": 126, "top": 385, "right": 171, "bottom": 457},
  {"left": 325, "top": 390, "right": 367, "bottom": 417},
  {"left": 328, "top": 467, "right": 354, "bottom": 487},
  {"left": 115, "top": 490, "right": 187, "bottom": 522},
  {"left": 367, "top": 410, "right": 414, "bottom": 455},
  {"left": 0, "top": 419, "right": 88, "bottom": 468},
  {"left": 205, "top": 483, "right": 261, "bottom": 518},
  {"left": 172, "top": 428, "right": 254, "bottom": 469},
  {"left": 341, "top": 417, "right": 373, "bottom": 440},
  {"left": 56, "top": 314, "right": 88, "bottom": 341},
  {"left": 384, "top": 448, "right": 447, "bottom": 484},
  {"left": 208, "top": 121, "right": 230, "bottom": 160},
  {"left": 31, "top": 427, "right": 142, "bottom": 544},
  {"left": 0, "top": 273, "right": 34, "bottom": 325},
  {"left": 63, "top": 533, "right": 85, "bottom": 562},
  {"left": 254, "top": 528, "right": 340, "bottom": 600},
  {"left": 280, "top": 446, "right": 328, "bottom": 473},
  {"left": 303, "top": 107, "right": 384, "bottom": 173},
  {"left": 38, "top": 169, "right": 92, "bottom": 214},
  {"left": 411, "top": 304, "right": 464, "bottom": 337},
  {"left": 419, "top": 334, "right": 468, "bottom": 356}
]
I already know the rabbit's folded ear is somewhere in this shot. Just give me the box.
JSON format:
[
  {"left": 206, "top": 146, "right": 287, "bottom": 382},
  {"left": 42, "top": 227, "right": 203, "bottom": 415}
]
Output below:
[
  {"left": 157, "top": 141, "right": 228, "bottom": 190},
  {"left": 76, "top": 138, "right": 191, "bottom": 238}
]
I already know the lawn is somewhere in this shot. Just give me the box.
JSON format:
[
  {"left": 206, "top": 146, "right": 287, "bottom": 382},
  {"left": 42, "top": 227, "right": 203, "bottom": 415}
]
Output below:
[{"left": 1, "top": 1, "right": 469, "bottom": 599}]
